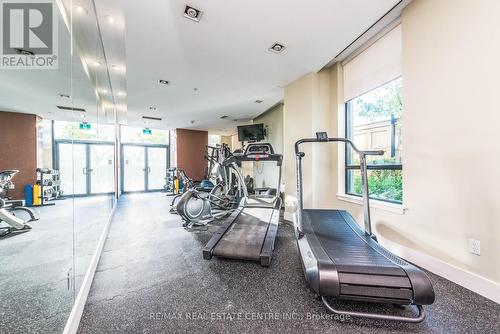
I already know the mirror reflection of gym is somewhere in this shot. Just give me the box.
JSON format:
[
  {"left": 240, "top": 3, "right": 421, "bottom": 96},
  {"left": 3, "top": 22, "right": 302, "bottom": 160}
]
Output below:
[{"left": 0, "top": 1, "right": 118, "bottom": 332}]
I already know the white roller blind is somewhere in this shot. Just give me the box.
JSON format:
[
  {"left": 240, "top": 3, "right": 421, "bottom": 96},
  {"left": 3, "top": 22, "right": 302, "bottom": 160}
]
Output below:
[{"left": 343, "top": 24, "right": 402, "bottom": 102}]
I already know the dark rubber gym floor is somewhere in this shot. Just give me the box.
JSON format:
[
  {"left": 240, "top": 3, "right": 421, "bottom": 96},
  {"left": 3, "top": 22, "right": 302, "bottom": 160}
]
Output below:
[
  {"left": 0, "top": 196, "right": 113, "bottom": 334},
  {"left": 78, "top": 193, "right": 500, "bottom": 334}
]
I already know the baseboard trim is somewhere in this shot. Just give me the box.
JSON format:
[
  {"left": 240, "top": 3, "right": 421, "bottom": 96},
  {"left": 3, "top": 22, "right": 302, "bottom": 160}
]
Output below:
[
  {"left": 380, "top": 237, "right": 500, "bottom": 304},
  {"left": 62, "top": 203, "right": 117, "bottom": 334}
]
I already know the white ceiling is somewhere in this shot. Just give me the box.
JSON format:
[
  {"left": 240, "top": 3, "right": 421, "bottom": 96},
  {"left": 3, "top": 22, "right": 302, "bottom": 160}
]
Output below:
[
  {"left": 0, "top": 0, "right": 403, "bottom": 135},
  {"left": 0, "top": 0, "right": 123, "bottom": 125},
  {"left": 122, "top": 0, "right": 401, "bottom": 134}
]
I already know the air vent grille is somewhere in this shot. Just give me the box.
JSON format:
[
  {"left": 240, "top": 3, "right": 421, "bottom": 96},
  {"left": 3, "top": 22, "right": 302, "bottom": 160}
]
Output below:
[
  {"left": 142, "top": 116, "right": 162, "bottom": 121},
  {"left": 56, "top": 105, "right": 86, "bottom": 112}
]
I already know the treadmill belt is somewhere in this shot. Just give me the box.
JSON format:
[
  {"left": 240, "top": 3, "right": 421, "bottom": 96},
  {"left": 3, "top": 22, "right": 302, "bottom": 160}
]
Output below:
[
  {"left": 304, "top": 209, "right": 406, "bottom": 276},
  {"left": 213, "top": 207, "right": 273, "bottom": 260}
]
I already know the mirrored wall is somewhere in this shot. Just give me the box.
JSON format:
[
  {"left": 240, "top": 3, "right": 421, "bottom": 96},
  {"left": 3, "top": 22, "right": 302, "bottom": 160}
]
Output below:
[{"left": 0, "top": 1, "right": 120, "bottom": 332}]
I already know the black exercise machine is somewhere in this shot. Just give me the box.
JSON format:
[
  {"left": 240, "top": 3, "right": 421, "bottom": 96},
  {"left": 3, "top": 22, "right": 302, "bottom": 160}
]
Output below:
[
  {"left": 203, "top": 143, "right": 282, "bottom": 266},
  {"left": 294, "top": 132, "right": 435, "bottom": 322}
]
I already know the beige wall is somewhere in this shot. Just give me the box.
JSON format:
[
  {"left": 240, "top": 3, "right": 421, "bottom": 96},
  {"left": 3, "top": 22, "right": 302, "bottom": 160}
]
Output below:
[
  {"left": 253, "top": 104, "right": 284, "bottom": 189},
  {"left": 253, "top": 103, "right": 284, "bottom": 154},
  {"left": 283, "top": 69, "right": 338, "bottom": 212},
  {"left": 283, "top": 0, "right": 500, "bottom": 296}
]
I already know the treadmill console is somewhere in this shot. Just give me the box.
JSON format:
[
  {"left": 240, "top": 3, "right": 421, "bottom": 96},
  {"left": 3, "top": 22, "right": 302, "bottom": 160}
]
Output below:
[
  {"left": 316, "top": 132, "right": 329, "bottom": 142},
  {"left": 244, "top": 143, "right": 275, "bottom": 158}
]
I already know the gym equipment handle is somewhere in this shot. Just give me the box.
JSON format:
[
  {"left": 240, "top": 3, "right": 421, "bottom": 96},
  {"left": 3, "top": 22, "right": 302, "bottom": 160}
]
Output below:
[{"left": 295, "top": 133, "right": 384, "bottom": 157}]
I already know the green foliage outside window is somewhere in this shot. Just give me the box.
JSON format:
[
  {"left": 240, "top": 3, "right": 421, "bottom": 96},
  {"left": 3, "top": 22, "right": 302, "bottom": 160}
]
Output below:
[
  {"left": 352, "top": 169, "right": 403, "bottom": 202},
  {"left": 347, "top": 78, "right": 403, "bottom": 203}
]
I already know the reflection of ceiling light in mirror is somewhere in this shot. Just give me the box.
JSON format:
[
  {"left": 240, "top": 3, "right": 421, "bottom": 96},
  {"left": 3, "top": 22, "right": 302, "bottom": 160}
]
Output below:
[
  {"left": 117, "top": 91, "right": 125, "bottom": 97},
  {"left": 99, "top": 89, "right": 108, "bottom": 94},
  {"left": 105, "top": 15, "right": 115, "bottom": 24},
  {"left": 93, "top": 60, "right": 102, "bottom": 67},
  {"left": 76, "top": 6, "right": 88, "bottom": 15}
]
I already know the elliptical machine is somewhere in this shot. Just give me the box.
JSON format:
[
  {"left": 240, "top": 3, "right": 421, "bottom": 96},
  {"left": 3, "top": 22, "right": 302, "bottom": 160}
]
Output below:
[
  {"left": 175, "top": 144, "right": 244, "bottom": 228},
  {"left": 168, "top": 167, "right": 212, "bottom": 214},
  {"left": 0, "top": 170, "right": 39, "bottom": 237}
]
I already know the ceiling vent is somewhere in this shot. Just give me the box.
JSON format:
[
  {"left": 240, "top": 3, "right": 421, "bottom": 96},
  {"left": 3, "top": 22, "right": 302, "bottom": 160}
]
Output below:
[
  {"left": 269, "top": 42, "right": 286, "bottom": 54},
  {"left": 56, "top": 105, "right": 86, "bottom": 112},
  {"left": 183, "top": 5, "right": 202, "bottom": 22},
  {"left": 142, "top": 116, "right": 162, "bottom": 121}
]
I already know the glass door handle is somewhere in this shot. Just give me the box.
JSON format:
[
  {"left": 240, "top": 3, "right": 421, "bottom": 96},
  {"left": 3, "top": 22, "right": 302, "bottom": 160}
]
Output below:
[
  {"left": 147, "top": 167, "right": 151, "bottom": 173},
  {"left": 83, "top": 167, "right": 87, "bottom": 175}
]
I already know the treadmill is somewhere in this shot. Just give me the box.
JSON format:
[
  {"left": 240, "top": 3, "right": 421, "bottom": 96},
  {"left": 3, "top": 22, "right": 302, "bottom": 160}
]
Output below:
[
  {"left": 294, "top": 132, "right": 435, "bottom": 322},
  {"left": 203, "top": 143, "right": 282, "bottom": 266}
]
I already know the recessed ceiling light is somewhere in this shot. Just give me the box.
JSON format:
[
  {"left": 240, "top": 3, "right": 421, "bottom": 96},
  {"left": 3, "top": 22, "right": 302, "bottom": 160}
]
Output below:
[
  {"left": 269, "top": 42, "right": 286, "bottom": 54},
  {"left": 184, "top": 5, "right": 202, "bottom": 22},
  {"left": 58, "top": 93, "right": 71, "bottom": 99},
  {"left": 193, "top": 87, "right": 198, "bottom": 92},
  {"left": 220, "top": 115, "right": 228, "bottom": 119},
  {"left": 149, "top": 106, "right": 157, "bottom": 111},
  {"left": 254, "top": 99, "right": 263, "bottom": 103},
  {"left": 190, "top": 120, "right": 196, "bottom": 124},
  {"left": 76, "top": 6, "right": 88, "bottom": 15},
  {"left": 159, "top": 79, "right": 169, "bottom": 85},
  {"left": 105, "top": 15, "right": 115, "bottom": 24}
]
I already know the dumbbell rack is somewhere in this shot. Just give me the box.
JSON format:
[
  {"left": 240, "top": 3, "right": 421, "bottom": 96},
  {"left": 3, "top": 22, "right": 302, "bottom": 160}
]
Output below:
[
  {"left": 165, "top": 168, "right": 177, "bottom": 196},
  {"left": 35, "top": 168, "right": 63, "bottom": 206}
]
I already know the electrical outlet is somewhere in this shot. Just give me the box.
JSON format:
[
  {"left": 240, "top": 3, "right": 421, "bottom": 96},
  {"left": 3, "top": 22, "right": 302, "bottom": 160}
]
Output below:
[{"left": 468, "top": 238, "right": 481, "bottom": 256}]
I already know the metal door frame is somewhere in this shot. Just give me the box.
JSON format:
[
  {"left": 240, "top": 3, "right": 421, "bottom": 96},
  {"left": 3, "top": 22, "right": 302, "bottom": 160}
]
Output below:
[
  {"left": 54, "top": 140, "right": 115, "bottom": 197},
  {"left": 120, "top": 143, "right": 169, "bottom": 193}
]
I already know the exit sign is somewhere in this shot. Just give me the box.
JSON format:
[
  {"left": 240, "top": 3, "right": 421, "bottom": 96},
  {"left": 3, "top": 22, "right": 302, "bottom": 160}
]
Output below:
[
  {"left": 143, "top": 128, "right": 152, "bottom": 135},
  {"left": 79, "top": 122, "right": 91, "bottom": 130}
]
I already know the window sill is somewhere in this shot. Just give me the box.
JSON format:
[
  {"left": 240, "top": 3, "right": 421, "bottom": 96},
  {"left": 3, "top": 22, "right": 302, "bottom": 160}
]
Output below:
[{"left": 336, "top": 193, "right": 406, "bottom": 215}]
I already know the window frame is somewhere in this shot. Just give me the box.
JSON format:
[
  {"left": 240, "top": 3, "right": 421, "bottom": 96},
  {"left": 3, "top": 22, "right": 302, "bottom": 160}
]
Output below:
[{"left": 344, "top": 83, "right": 403, "bottom": 205}]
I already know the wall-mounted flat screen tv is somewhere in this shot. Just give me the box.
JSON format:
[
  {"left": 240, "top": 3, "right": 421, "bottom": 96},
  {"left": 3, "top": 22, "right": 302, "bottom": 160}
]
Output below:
[{"left": 237, "top": 123, "right": 265, "bottom": 142}]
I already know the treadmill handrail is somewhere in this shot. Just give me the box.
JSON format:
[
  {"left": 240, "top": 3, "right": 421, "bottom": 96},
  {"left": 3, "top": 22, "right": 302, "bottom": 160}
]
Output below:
[{"left": 294, "top": 132, "right": 384, "bottom": 237}]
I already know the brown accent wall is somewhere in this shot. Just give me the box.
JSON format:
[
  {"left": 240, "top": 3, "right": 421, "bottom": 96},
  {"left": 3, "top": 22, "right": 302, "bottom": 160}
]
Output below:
[
  {"left": 0, "top": 112, "right": 37, "bottom": 199},
  {"left": 176, "top": 129, "right": 208, "bottom": 181}
]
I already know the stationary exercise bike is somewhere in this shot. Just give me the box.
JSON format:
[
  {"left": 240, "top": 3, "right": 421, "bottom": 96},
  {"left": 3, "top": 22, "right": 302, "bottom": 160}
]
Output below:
[
  {"left": 175, "top": 144, "right": 244, "bottom": 228},
  {"left": 0, "top": 170, "right": 39, "bottom": 237}
]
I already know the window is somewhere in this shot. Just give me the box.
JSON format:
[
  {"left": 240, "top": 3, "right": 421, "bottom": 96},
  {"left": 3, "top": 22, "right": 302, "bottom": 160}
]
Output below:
[
  {"left": 54, "top": 121, "right": 115, "bottom": 142},
  {"left": 208, "top": 134, "right": 221, "bottom": 147},
  {"left": 120, "top": 125, "right": 169, "bottom": 144},
  {"left": 345, "top": 77, "right": 402, "bottom": 203}
]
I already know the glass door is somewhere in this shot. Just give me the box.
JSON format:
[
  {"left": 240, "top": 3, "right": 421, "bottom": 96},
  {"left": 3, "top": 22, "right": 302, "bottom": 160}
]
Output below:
[
  {"left": 58, "top": 143, "right": 87, "bottom": 195},
  {"left": 121, "top": 145, "right": 168, "bottom": 192},
  {"left": 57, "top": 142, "right": 115, "bottom": 195},
  {"left": 147, "top": 147, "right": 167, "bottom": 190},
  {"left": 90, "top": 145, "right": 115, "bottom": 194},
  {"left": 123, "top": 145, "right": 146, "bottom": 192}
]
